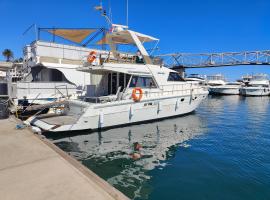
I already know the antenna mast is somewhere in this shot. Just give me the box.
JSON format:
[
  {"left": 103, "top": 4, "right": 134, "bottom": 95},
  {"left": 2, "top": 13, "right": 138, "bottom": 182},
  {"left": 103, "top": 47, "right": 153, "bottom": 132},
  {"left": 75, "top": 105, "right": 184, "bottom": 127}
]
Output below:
[
  {"left": 126, "top": 0, "right": 129, "bottom": 27},
  {"left": 94, "top": 0, "right": 112, "bottom": 27}
]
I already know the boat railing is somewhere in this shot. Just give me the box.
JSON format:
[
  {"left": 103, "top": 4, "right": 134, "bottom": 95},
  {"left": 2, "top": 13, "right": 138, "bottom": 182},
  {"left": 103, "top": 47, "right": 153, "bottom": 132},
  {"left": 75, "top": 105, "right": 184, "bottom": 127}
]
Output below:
[
  {"left": 81, "top": 83, "right": 204, "bottom": 104},
  {"left": 103, "top": 52, "right": 137, "bottom": 64},
  {"left": 83, "top": 51, "right": 148, "bottom": 66},
  {"left": 12, "top": 81, "right": 77, "bottom": 100},
  {"left": 250, "top": 76, "right": 268, "bottom": 81},
  {"left": 55, "top": 84, "right": 69, "bottom": 98},
  {"left": 124, "top": 83, "right": 205, "bottom": 99}
]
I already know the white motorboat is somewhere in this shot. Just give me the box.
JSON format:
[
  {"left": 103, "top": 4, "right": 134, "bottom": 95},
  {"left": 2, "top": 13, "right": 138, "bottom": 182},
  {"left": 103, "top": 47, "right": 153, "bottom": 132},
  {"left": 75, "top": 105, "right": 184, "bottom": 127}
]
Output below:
[
  {"left": 208, "top": 82, "right": 241, "bottom": 95},
  {"left": 10, "top": 28, "right": 110, "bottom": 105},
  {"left": 206, "top": 74, "right": 226, "bottom": 86},
  {"left": 29, "top": 24, "right": 208, "bottom": 132},
  {"left": 240, "top": 74, "right": 270, "bottom": 96},
  {"left": 185, "top": 74, "right": 206, "bottom": 85},
  {"left": 207, "top": 74, "right": 241, "bottom": 95}
]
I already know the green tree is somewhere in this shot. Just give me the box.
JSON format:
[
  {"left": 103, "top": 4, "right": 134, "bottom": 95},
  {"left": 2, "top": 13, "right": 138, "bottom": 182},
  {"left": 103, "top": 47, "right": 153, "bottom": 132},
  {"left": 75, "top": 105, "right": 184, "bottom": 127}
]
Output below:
[{"left": 2, "top": 49, "right": 14, "bottom": 62}]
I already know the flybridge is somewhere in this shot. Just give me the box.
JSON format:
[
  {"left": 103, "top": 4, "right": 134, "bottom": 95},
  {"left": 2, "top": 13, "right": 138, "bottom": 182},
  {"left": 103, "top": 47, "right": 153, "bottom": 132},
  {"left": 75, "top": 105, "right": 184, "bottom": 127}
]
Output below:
[
  {"left": 36, "top": 25, "right": 159, "bottom": 65},
  {"left": 37, "top": 25, "right": 159, "bottom": 47}
]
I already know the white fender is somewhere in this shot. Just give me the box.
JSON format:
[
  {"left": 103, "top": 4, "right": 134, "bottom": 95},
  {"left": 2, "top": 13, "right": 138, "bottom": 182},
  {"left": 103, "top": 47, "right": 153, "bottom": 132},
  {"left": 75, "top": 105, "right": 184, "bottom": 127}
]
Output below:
[
  {"left": 175, "top": 98, "right": 180, "bottom": 110},
  {"left": 31, "top": 126, "right": 42, "bottom": 134},
  {"left": 99, "top": 111, "right": 104, "bottom": 127},
  {"left": 158, "top": 101, "right": 162, "bottom": 113},
  {"left": 129, "top": 105, "right": 134, "bottom": 119}
]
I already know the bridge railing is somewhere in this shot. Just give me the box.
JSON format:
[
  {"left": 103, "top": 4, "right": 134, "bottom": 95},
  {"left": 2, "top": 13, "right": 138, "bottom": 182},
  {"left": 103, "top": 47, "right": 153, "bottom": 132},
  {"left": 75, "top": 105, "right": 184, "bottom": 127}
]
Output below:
[{"left": 158, "top": 50, "right": 270, "bottom": 68}]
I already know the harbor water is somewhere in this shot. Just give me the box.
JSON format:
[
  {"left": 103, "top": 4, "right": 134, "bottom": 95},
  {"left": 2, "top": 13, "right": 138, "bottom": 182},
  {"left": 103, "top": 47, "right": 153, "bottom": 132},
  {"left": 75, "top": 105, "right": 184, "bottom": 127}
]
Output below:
[{"left": 47, "top": 96, "right": 270, "bottom": 200}]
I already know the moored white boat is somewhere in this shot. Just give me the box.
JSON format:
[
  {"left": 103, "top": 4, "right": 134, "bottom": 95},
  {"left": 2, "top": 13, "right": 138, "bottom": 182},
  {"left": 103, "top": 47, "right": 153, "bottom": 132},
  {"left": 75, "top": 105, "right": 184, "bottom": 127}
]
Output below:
[
  {"left": 240, "top": 74, "right": 270, "bottom": 96},
  {"left": 185, "top": 74, "right": 206, "bottom": 85},
  {"left": 11, "top": 29, "right": 111, "bottom": 105},
  {"left": 207, "top": 74, "right": 241, "bottom": 95},
  {"left": 208, "top": 82, "right": 241, "bottom": 95},
  {"left": 29, "top": 24, "right": 208, "bottom": 132},
  {"left": 206, "top": 74, "right": 226, "bottom": 86}
]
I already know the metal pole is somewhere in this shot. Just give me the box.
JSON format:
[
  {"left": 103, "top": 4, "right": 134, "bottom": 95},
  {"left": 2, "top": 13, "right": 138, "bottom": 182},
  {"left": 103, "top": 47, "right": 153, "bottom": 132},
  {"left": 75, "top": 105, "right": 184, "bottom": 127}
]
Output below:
[
  {"left": 35, "top": 24, "right": 38, "bottom": 41},
  {"left": 53, "top": 27, "right": 55, "bottom": 43},
  {"left": 38, "top": 27, "right": 40, "bottom": 40},
  {"left": 126, "top": 0, "right": 129, "bottom": 27}
]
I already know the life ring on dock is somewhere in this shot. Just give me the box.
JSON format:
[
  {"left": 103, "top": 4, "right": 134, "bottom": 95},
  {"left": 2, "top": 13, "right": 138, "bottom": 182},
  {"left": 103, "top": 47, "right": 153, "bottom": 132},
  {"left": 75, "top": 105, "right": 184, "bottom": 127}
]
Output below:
[
  {"left": 87, "top": 51, "right": 97, "bottom": 63},
  {"left": 132, "top": 88, "right": 143, "bottom": 102}
]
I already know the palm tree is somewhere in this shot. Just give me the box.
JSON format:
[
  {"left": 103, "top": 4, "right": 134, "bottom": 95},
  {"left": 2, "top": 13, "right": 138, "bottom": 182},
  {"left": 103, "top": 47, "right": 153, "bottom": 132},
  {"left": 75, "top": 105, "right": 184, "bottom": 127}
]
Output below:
[{"left": 2, "top": 49, "right": 14, "bottom": 62}]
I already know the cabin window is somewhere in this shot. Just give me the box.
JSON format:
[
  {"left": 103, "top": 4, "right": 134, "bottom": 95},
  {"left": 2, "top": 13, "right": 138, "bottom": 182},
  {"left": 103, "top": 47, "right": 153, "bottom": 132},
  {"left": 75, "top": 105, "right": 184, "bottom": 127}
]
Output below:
[
  {"left": 108, "top": 73, "right": 131, "bottom": 94},
  {"left": 167, "top": 72, "right": 185, "bottom": 82},
  {"left": 129, "top": 76, "right": 157, "bottom": 88},
  {"left": 119, "top": 73, "right": 125, "bottom": 92}
]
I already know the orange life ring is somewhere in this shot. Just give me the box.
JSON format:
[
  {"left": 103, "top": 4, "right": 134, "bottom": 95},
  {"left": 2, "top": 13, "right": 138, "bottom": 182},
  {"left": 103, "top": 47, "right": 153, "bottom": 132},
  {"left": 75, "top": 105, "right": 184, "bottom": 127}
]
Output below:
[
  {"left": 87, "top": 51, "right": 96, "bottom": 63},
  {"left": 132, "top": 87, "right": 143, "bottom": 102}
]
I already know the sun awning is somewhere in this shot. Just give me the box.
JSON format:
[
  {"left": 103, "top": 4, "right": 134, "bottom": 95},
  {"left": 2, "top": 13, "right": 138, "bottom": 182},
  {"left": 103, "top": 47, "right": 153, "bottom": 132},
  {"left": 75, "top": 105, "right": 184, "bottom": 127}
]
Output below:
[
  {"left": 47, "top": 29, "right": 96, "bottom": 43},
  {"left": 96, "top": 30, "right": 159, "bottom": 45}
]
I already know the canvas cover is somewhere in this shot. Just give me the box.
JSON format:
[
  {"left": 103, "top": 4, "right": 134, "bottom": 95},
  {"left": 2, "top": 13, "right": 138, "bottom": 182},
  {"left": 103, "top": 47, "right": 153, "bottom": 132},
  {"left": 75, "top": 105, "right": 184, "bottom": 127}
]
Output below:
[
  {"left": 96, "top": 30, "right": 159, "bottom": 45},
  {"left": 47, "top": 29, "right": 96, "bottom": 43}
]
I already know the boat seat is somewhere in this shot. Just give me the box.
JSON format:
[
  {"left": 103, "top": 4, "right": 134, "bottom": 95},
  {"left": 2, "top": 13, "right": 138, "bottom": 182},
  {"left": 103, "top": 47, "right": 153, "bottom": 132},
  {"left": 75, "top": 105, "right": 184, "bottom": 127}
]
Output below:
[
  {"left": 83, "top": 86, "right": 123, "bottom": 103},
  {"left": 98, "top": 86, "right": 122, "bottom": 102}
]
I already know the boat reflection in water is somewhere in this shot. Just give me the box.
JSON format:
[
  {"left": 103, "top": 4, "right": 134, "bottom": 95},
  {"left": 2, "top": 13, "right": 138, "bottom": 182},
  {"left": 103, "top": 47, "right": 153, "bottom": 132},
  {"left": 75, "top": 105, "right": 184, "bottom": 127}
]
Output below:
[
  {"left": 245, "top": 96, "right": 269, "bottom": 114},
  {"left": 48, "top": 113, "right": 207, "bottom": 199}
]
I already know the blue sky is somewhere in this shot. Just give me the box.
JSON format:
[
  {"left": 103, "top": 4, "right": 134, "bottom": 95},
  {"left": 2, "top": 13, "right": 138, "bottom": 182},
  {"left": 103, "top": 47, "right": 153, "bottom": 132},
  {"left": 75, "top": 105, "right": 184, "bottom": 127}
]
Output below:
[{"left": 0, "top": 0, "right": 270, "bottom": 80}]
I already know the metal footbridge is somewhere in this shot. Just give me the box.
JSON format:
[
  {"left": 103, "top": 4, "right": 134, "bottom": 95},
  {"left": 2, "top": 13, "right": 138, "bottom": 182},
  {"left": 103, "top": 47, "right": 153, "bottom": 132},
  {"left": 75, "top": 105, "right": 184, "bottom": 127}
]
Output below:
[{"left": 159, "top": 50, "right": 270, "bottom": 69}]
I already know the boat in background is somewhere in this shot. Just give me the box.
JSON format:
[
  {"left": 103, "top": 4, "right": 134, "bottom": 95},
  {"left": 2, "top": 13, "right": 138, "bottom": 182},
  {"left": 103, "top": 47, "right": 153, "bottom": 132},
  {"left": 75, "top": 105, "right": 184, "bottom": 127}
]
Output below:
[
  {"left": 241, "top": 74, "right": 252, "bottom": 85},
  {"left": 206, "top": 74, "right": 226, "bottom": 86},
  {"left": 240, "top": 74, "right": 270, "bottom": 96},
  {"left": 206, "top": 74, "right": 241, "bottom": 95},
  {"left": 185, "top": 74, "right": 206, "bottom": 85},
  {"left": 209, "top": 82, "right": 241, "bottom": 95},
  {"left": 9, "top": 28, "right": 114, "bottom": 106}
]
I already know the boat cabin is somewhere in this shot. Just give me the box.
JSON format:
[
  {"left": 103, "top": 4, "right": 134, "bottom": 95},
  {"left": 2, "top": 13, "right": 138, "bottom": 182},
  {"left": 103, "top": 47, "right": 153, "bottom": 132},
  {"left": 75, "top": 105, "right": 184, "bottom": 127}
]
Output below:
[
  {"left": 248, "top": 74, "right": 269, "bottom": 87},
  {"left": 76, "top": 24, "right": 190, "bottom": 103},
  {"left": 206, "top": 74, "right": 226, "bottom": 86}
]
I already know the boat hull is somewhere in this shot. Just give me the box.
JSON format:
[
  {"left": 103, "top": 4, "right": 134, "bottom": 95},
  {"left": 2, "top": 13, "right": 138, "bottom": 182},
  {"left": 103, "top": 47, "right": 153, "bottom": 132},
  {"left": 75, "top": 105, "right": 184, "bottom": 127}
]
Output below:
[
  {"left": 240, "top": 87, "right": 270, "bottom": 96},
  {"left": 32, "top": 92, "right": 208, "bottom": 132},
  {"left": 209, "top": 86, "right": 240, "bottom": 95}
]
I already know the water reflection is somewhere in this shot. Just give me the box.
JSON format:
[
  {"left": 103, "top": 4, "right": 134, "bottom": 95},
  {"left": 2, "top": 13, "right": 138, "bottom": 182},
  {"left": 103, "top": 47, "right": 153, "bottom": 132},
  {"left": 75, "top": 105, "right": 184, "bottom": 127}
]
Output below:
[
  {"left": 49, "top": 113, "right": 207, "bottom": 199},
  {"left": 245, "top": 96, "right": 269, "bottom": 114},
  {"left": 206, "top": 95, "right": 270, "bottom": 114},
  {"left": 205, "top": 95, "right": 242, "bottom": 114}
]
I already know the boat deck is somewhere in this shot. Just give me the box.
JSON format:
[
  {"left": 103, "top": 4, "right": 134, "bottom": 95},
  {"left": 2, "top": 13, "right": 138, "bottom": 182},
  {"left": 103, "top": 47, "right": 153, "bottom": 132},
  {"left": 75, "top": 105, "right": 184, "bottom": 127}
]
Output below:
[{"left": 38, "top": 115, "right": 79, "bottom": 125}]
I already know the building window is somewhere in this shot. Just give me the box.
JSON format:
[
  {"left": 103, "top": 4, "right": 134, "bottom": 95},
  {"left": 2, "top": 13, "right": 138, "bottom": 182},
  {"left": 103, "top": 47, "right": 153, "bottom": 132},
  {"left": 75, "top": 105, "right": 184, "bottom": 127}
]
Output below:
[
  {"left": 167, "top": 72, "right": 185, "bottom": 82},
  {"left": 129, "top": 76, "right": 157, "bottom": 88}
]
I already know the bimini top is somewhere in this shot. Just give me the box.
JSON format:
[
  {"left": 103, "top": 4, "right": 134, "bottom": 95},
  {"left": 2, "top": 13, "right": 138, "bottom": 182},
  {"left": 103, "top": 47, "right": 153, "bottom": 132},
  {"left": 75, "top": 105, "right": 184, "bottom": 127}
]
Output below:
[
  {"left": 43, "top": 28, "right": 97, "bottom": 44},
  {"left": 42, "top": 26, "right": 158, "bottom": 46},
  {"left": 96, "top": 29, "right": 159, "bottom": 45}
]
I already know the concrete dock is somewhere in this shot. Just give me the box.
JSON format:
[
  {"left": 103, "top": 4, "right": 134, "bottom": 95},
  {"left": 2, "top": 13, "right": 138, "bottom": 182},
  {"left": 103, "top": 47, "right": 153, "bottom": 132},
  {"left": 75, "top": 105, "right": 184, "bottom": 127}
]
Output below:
[{"left": 0, "top": 117, "right": 129, "bottom": 200}]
